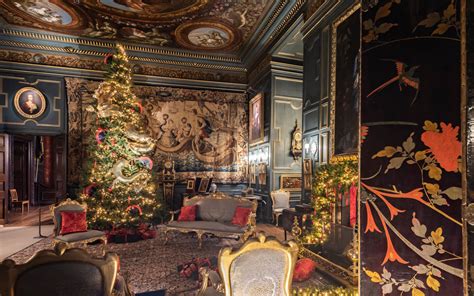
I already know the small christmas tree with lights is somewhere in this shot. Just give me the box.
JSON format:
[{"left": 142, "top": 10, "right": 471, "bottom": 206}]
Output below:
[{"left": 80, "top": 44, "right": 162, "bottom": 231}]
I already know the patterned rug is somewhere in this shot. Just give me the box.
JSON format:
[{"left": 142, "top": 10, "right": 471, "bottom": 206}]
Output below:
[{"left": 6, "top": 228, "right": 333, "bottom": 295}]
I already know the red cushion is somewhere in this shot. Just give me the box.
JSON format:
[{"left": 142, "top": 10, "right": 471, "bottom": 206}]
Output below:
[
  {"left": 231, "top": 207, "right": 252, "bottom": 227},
  {"left": 178, "top": 205, "right": 197, "bottom": 221},
  {"left": 293, "top": 258, "right": 317, "bottom": 282},
  {"left": 60, "top": 211, "right": 87, "bottom": 235}
]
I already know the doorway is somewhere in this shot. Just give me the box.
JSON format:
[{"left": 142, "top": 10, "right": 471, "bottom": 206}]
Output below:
[{"left": 12, "top": 135, "right": 33, "bottom": 206}]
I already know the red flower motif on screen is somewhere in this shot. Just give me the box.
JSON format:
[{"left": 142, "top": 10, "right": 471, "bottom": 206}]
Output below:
[{"left": 421, "top": 122, "right": 461, "bottom": 172}]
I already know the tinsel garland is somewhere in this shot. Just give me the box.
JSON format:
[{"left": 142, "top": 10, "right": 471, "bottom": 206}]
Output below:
[{"left": 303, "top": 160, "right": 358, "bottom": 245}]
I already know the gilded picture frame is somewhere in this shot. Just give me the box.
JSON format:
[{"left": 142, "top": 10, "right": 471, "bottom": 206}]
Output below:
[
  {"left": 303, "top": 158, "right": 313, "bottom": 175},
  {"left": 280, "top": 174, "right": 302, "bottom": 192},
  {"left": 198, "top": 178, "right": 210, "bottom": 193},
  {"left": 249, "top": 93, "right": 264, "bottom": 146},
  {"left": 186, "top": 179, "right": 195, "bottom": 190},
  {"left": 329, "top": 3, "right": 361, "bottom": 161},
  {"left": 13, "top": 87, "right": 47, "bottom": 119}
]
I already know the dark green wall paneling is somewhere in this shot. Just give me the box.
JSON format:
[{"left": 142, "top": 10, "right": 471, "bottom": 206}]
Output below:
[
  {"left": 271, "top": 71, "right": 303, "bottom": 200},
  {"left": 0, "top": 74, "right": 65, "bottom": 135},
  {"left": 302, "top": 0, "right": 355, "bottom": 202}
]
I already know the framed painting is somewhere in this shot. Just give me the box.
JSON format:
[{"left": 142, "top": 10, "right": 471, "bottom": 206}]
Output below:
[
  {"left": 249, "top": 93, "right": 264, "bottom": 146},
  {"left": 304, "top": 175, "right": 312, "bottom": 190},
  {"left": 280, "top": 174, "right": 302, "bottom": 192},
  {"left": 14, "top": 87, "right": 47, "bottom": 119},
  {"left": 330, "top": 3, "right": 361, "bottom": 159},
  {"left": 186, "top": 179, "right": 195, "bottom": 191},
  {"left": 198, "top": 177, "right": 210, "bottom": 193},
  {"left": 303, "top": 158, "right": 312, "bottom": 175}
]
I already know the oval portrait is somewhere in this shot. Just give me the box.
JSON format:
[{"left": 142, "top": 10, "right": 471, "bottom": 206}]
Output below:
[{"left": 14, "top": 87, "right": 47, "bottom": 119}]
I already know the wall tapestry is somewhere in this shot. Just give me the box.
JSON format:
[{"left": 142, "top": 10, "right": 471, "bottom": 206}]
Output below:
[
  {"left": 66, "top": 78, "right": 247, "bottom": 186},
  {"left": 360, "top": 0, "right": 464, "bottom": 295}
]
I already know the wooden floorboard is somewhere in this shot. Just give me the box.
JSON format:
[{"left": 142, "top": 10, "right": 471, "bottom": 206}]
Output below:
[{"left": 6, "top": 206, "right": 53, "bottom": 227}]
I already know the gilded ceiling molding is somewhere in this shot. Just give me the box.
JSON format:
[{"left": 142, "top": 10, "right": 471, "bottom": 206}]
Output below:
[
  {"left": 268, "top": 0, "right": 305, "bottom": 43},
  {"left": 0, "top": 49, "right": 246, "bottom": 83},
  {"left": 0, "top": 28, "right": 241, "bottom": 63},
  {"left": 0, "top": 40, "right": 246, "bottom": 72},
  {"left": 257, "top": 1, "right": 289, "bottom": 41}
]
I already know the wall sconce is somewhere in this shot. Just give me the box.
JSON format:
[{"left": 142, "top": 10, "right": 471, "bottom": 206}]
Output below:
[
  {"left": 303, "top": 138, "right": 318, "bottom": 158},
  {"left": 304, "top": 142, "right": 310, "bottom": 155}
]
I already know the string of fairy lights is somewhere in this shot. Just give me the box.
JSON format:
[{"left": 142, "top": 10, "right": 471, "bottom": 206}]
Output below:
[
  {"left": 80, "top": 44, "right": 162, "bottom": 229},
  {"left": 302, "top": 160, "right": 358, "bottom": 245}
]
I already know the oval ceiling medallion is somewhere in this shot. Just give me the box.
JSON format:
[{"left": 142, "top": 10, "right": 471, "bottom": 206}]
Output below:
[
  {"left": 81, "top": 0, "right": 210, "bottom": 23},
  {"left": 175, "top": 19, "right": 241, "bottom": 51},
  {"left": 2, "top": 0, "right": 85, "bottom": 30}
]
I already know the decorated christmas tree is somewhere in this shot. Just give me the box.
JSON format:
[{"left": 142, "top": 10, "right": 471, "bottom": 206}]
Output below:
[{"left": 80, "top": 44, "right": 162, "bottom": 230}]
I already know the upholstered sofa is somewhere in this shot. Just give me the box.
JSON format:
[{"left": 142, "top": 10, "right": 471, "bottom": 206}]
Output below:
[{"left": 164, "top": 192, "right": 257, "bottom": 248}]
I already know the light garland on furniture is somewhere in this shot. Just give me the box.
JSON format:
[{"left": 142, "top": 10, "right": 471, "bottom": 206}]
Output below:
[{"left": 302, "top": 160, "right": 358, "bottom": 245}]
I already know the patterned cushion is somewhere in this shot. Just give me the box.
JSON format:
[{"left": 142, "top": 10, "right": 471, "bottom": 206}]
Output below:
[
  {"left": 60, "top": 211, "right": 87, "bottom": 235},
  {"left": 293, "top": 258, "right": 317, "bottom": 282},
  {"left": 231, "top": 207, "right": 252, "bottom": 227},
  {"left": 178, "top": 205, "right": 197, "bottom": 221},
  {"left": 54, "top": 203, "right": 85, "bottom": 236}
]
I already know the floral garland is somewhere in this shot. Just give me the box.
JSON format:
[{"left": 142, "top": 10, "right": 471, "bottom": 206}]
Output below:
[{"left": 303, "top": 160, "right": 358, "bottom": 245}]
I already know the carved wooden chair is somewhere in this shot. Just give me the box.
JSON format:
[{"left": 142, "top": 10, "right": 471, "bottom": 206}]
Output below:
[
  {"left": 270, "top": 189, "right": 291, "bottom": 226},
  {"left": 9, "top": 189, "right": 29, "bottom": 215},
  {"left": 51, "top": 198, "right": 107, "bottom": 254},
  {"left": 0, "top": 243, "right": 132, "bottom": 296},
  {"left": 198, "top": 232, "right": 299, "bottom": 296}
]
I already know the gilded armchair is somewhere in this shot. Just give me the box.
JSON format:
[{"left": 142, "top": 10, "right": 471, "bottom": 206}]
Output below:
[
  {"left": 198, "top": 232, "right": 299, "bottom": 296},
  {"left": 0, "top": 243, "right": 132, "bottom": 296},
  {"left": 51, "top": 198, "right": 107, "bottom": 254}
]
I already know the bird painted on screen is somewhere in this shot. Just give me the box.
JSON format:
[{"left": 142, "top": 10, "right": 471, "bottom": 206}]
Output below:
[{"left": 366, "top": 59, "right": 420, "bottom": 105}]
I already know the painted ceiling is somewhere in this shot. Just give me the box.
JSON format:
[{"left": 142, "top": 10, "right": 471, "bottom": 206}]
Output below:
[{"left": 0, "top": 0, "right": 270, "bottom": 52}]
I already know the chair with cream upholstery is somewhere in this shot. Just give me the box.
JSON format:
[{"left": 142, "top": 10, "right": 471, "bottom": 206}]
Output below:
[
  {"left": 198, "top": 232, "right": 299, "bottom": 296},
  {"left": 270, "top": 190, "right": 291, "bottom": 226},
  {"left": 51, "top": 198, "right": 107, "bottom": 254}
]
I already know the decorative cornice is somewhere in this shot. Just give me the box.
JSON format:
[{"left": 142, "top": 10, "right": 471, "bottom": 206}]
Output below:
[
  {"left": 0, "top": 39, "right": 246, "bottom": 72},
  {"left": 245, "top": 0, "right": 305, "bottom": 69},
  {"left": 0, "top": 49, "right": 247, "bottom": 84},
  {"left": 268, "top": 0, "right": 306, "bottom": 44},
  {"left": 0, "top": 28, "right": 242, "bottom": 63}
]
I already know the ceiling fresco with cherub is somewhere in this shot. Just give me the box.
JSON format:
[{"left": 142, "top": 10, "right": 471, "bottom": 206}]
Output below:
[{"left": 0, "top": 0, "right": 269, "bottom": 51}]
